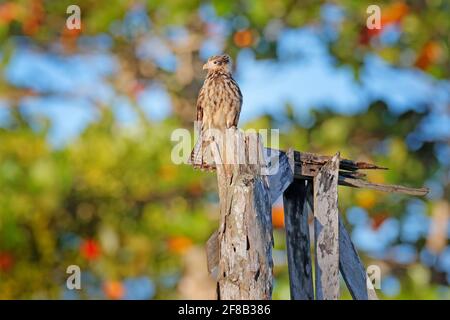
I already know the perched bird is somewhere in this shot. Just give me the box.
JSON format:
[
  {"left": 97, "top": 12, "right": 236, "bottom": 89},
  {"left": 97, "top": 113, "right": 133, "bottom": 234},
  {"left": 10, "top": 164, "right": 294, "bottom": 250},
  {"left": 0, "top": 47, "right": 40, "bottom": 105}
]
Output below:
[{"left": 190, "top": 54, "right": 243, "bottom": 168}]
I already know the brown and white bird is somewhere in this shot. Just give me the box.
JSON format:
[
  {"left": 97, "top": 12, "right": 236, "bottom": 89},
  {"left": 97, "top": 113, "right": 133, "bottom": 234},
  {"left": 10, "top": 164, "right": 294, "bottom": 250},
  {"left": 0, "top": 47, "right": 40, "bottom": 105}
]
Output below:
[{"left": 190, "top": 54, "right": 243, "bottom": 168}]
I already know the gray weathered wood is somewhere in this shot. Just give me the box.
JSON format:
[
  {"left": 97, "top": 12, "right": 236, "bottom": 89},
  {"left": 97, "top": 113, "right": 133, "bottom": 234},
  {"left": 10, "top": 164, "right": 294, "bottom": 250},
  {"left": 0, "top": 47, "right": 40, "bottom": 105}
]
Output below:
[
  {"left": 211, "top": 130, "right": 273, "bottom": 300},
  {"left": 338, "top": 176, "right": 429, "bottom": 196},
  {"left": 305, "top": 184, "right": 379, "bottom": 300},
  {"left": 313, "top": 153, "right": 340, "bottom": 300},
  {"left": 267, "top": 148, "right": 295, "bottom": 204},
  {"left": 191, "top": 146, "right": 429, "bottom": 196},
  {"left": 291, "top": 149, "right": 387, "bottom": 171},
  {"left": 204, "top": 146, "right": 293, "bottom": 281},
  {"left": 338, "top": 219, "right": 379, "bottom": 300},
  {"left": 194, "top": 139, "right": 424, "bottom": 301},
  {"left": 206, "top": 230, "right": 219, "bottom": 276},
  {"left": 283, "top": 179, "right": 314, "bottom": 300}
]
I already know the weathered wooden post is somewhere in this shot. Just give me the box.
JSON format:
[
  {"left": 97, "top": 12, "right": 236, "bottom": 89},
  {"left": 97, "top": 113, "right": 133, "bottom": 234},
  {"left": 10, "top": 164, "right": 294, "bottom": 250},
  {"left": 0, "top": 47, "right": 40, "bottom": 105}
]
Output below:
[
  {"left": 313, "top": 153, "right": 340, "bottom": 300},
  {"left": 194, "top": 141, "right": 428, "bottom": 301},
  {"left": 305, "top": 182, "right": 379, "bottom": 300},
  {"left": 282, "top": 179, "right": 314, "bottom": 299},
  {"left": 209, "top": 130, "right": 273, "bottom": 299}
]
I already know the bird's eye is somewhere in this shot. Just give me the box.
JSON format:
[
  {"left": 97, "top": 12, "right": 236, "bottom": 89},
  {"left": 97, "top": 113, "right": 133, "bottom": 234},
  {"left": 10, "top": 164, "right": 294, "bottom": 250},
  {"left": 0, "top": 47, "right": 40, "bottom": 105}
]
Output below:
[{"left": 213, "top": 61, "right": 217, "bottom": 64}]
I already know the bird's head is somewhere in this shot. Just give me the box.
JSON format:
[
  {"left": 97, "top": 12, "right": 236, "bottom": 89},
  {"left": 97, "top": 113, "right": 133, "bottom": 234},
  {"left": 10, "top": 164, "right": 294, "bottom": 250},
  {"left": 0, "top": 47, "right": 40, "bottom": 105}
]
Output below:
[{"left": 203, "top": 54, "right": 232, "bottom": 72}]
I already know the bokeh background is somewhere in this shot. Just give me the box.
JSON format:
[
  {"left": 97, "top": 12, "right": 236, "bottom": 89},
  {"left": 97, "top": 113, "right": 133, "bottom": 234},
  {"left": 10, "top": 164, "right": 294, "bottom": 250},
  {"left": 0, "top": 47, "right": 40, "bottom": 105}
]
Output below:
[{"left": 0, "top": 0, "right": 449, "bottom": 299}]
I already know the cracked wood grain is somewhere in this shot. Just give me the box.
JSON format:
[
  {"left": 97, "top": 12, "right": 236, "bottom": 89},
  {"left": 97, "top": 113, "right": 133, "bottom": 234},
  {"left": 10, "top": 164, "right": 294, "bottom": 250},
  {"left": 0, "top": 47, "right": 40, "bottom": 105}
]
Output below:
[
  {"left": 283, "top": 179, "right": 314, "bottom": 300},
  {"left": 313, "top": 153, "right": 340, "bottom": 300},
  {"left": 211, "top": 130, "right": 273, "bottom": 300},
  {"left": 305, "top": 184, "right": 379, "bottom": 300},
  {"left": 191, "top": 146, "right": 428, "bottom": 196}
]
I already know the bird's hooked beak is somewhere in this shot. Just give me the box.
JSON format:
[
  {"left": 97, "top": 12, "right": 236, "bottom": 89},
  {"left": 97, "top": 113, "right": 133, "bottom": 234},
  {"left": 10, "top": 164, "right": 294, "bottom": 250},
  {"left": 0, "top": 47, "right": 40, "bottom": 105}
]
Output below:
[{"left": 202, "top": 63, "right": 208, "bottom": 70}]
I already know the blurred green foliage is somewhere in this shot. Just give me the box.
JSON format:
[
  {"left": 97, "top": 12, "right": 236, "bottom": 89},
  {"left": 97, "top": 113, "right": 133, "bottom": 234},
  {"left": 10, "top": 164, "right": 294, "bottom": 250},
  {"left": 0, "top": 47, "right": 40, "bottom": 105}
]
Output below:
[{"left": 0, "top": 110, "right": 215, "bottom": 298}]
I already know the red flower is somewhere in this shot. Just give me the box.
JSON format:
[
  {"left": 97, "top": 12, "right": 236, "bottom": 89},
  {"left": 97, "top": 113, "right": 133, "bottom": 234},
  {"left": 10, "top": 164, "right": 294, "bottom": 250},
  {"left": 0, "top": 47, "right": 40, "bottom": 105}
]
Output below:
[
  {"left": 103, "top": 281, "right": 124, "bottom": 300},
  {"left": 359, "top": 2, "right": 409, "bottom": 45},
  {"left": 371, "top": 214, "right": 388, "bottom": 230},
  {"left": 167, "top": 236, "right": 193, "bottom": 254},
  {"left": 272, "top": 206, "right": 285, "bottom": 229},
  {"left": 80, "top": 239, "right": 101, "bottom": 261},
  {"left": 233, "top": 29, "right": 254, "bottom": 48},
  {"left": 0, "top": 252, "right": 14, "bottom": 272}
]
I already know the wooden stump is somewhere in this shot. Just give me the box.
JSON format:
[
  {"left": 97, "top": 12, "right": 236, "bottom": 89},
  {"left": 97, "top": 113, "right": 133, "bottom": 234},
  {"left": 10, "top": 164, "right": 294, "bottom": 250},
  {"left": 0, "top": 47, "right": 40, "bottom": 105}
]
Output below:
[{"left": 212, "top": 129, "right": 273, "bottom": 300}]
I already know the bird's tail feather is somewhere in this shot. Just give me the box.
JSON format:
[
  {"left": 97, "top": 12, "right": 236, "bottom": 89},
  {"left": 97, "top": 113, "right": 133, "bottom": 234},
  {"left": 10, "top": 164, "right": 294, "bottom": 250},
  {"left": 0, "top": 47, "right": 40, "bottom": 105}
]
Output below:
[
  {"left": 189, "top": 138, "right": 202, "bottom": 167},
  {"left": 188, "top": 137, "right": 215, "bottom": 170}
]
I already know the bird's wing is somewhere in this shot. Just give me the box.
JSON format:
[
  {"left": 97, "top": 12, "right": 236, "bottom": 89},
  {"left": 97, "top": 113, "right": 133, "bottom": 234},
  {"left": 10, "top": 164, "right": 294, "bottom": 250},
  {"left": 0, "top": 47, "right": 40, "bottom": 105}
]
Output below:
[
  {"left": 230, "top": 77, "right": 243, "bottom": 127},
  {"left": 196, "top": 86, "right": 205, "bottom": 124},
  {"left": 190, "top": 85, "right": 206, "bottom": 167}
]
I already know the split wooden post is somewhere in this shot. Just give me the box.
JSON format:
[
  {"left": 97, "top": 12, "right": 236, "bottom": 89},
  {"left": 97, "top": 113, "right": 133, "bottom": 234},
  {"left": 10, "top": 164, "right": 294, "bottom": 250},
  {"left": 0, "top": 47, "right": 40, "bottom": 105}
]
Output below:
[
  {"left": 313, "top": 153, "right": 340, "bottom": 300},
  {"left": 212, "top": 129, "right": 273, "bottom": 300},
  {"left": 305, "top": 181, "right": 379, "bottom": 300},
  {"left": 195, "top": 143, "right": 427, "bottom": 301},
  {"left": 283, "top": 179, "right": 314, "bottom": 299}
]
